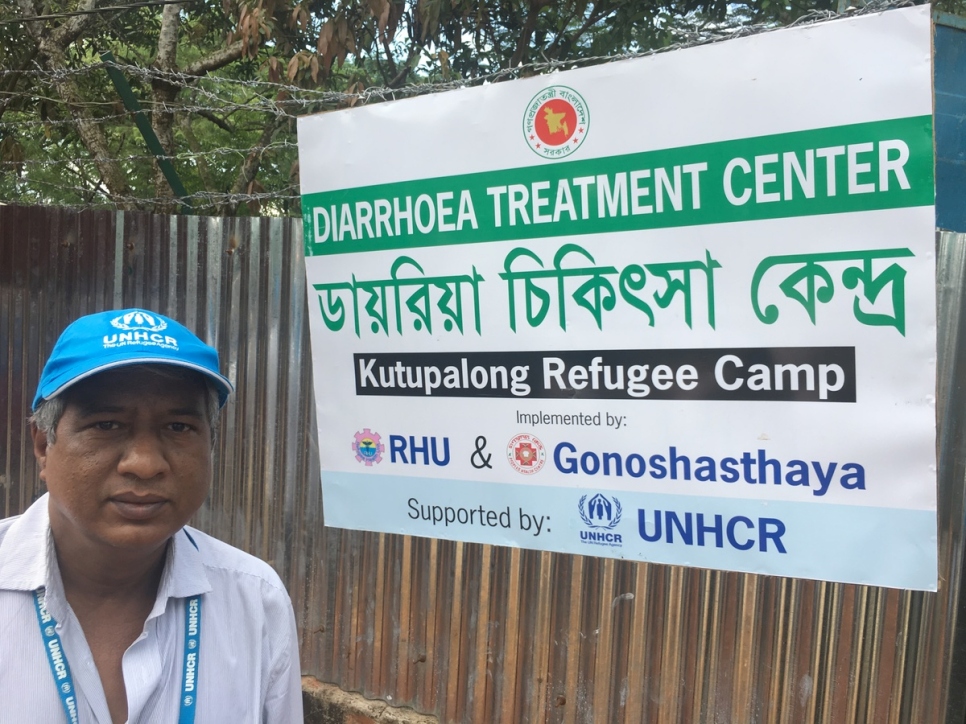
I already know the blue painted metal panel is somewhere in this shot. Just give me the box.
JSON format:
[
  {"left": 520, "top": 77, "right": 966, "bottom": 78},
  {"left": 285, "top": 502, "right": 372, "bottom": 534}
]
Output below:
[{"left": 936, "top": 22, "right": 966, "bottom": 232}]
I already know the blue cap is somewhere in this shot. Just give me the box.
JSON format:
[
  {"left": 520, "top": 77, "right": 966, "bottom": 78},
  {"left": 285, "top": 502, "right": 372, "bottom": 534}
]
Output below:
[{"left": 33, "top": 308, "right": 234, "bottom": 410}]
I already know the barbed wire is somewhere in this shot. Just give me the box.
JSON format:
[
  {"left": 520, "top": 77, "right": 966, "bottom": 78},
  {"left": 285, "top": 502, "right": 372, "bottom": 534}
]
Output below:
[
  {"left": 1, "top": 1, "right": 914, "bottom": 107},
  {"left": 0, "top": 0, "right": 920, "bottom": 213},
  {"left": 0, "top": 6, "right": 880, "bottom": 130},
  {"left": 0, "top": 140, "right": 296, "bottom": 165},
  {"left": 0, "top": 0, "right": 202, "bottom": 24},
  {"left": 110, "top": 188, "right": 302, "bottom": 209},
  {"left": 19, "top": 177, "right": 302, "bottom": 211},
  {"left": 0, "top": 2, "right": 907, "bottom": 94}
]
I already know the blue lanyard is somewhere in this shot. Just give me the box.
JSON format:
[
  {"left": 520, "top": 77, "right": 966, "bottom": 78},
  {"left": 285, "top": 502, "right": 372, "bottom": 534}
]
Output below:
[
  {"left": 33, "top": 589, "right": 79, "bottom": 724},
  {"left": 34, "top": 588, "right": 202, "bottom": 724},
  {"left": 180, "top": 594, "right": 202, "bottom": 722}
]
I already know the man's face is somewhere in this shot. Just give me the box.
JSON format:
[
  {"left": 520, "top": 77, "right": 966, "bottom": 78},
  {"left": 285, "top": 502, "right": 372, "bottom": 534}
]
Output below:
[{"left": 32, "top": 366, "right": 213, "bottom": 556}]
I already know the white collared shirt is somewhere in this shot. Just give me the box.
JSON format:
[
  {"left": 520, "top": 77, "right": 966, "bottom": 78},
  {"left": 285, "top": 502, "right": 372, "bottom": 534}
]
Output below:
[{"left": 0, "top": 494, "right": 303, "bottom": 723}]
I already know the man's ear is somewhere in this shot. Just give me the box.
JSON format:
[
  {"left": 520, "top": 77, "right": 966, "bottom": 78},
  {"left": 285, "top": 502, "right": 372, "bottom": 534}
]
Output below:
[{"left": 30, "top": 423, "right": 49, "bottom": 478}]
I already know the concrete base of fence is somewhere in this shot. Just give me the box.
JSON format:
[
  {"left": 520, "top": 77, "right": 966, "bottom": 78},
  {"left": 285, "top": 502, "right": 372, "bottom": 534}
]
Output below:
[{"left": 302, "top": 677, "right": 439, "bottom": 724}]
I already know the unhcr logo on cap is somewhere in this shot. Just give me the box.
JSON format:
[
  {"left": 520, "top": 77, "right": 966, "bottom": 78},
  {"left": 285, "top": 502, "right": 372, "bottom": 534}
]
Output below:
[
  {"left": 110, "top": 310, "right": 167, "bottom": 332},
  {"left": 103, "top": 310, "right": 179, "bottom": 350}
]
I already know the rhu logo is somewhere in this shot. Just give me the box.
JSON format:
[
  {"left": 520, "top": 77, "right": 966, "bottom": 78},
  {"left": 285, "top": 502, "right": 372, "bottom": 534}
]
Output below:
[
  {"left": 352, "top": 429, "right": 384, "bottom": 466},
  {"left": 390, "top": 435, "right": 450, "bottom": 467},
  {"left": 578, "top": 493, "right": 623, "bottom": 547}
]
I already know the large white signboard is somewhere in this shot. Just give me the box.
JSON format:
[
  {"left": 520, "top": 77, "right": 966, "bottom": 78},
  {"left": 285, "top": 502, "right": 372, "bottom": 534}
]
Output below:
[{"left": 298, "top": 7, "right": 937, "bottom": 590}]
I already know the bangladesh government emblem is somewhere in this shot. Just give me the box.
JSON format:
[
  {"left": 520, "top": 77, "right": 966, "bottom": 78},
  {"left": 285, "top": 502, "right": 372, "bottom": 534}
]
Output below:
[{"left": 523, "top": 85, "right": 589, "bottom": 159}]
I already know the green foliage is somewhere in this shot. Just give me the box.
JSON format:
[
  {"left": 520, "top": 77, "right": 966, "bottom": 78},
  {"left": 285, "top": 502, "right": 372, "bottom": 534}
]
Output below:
[{"left": 0, "top": 0, "right": 938, "bottom": 215}]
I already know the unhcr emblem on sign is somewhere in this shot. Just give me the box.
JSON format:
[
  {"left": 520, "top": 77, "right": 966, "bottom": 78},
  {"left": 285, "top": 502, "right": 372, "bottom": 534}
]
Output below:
[{"left": 579, "top": 493, "right": 622, "bottom": 530}]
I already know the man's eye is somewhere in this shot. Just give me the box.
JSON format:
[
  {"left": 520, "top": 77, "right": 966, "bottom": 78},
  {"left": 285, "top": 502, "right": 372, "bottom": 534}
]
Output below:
[
  {"left": 169, "top": 422, "right": 193, "bottom": 433},
  {"left": 92, "top": 420, "right": 119, "bottom": 431}
]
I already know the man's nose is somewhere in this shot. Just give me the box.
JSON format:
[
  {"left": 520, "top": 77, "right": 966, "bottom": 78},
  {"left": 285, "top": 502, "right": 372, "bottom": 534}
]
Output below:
[{"left": 116, "top": 430, "right": 170, "bottom": 479}]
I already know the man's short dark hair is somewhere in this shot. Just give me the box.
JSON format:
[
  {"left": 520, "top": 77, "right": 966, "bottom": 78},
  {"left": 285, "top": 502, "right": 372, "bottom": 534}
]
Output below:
[{"left": 30, "top": 364, "right": 220, "bottom": 445}]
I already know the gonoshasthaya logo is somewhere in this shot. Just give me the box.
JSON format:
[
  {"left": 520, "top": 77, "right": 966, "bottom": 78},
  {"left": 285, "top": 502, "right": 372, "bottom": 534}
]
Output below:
[
  {"left": 352, "top": 429, "right": 384, "bottom": 466},
  {"left": 507, "top": 433, "right": 546, "bottom": 474},
  {"left": 523, "top": 86, "right": 589, "bottom": 159}
]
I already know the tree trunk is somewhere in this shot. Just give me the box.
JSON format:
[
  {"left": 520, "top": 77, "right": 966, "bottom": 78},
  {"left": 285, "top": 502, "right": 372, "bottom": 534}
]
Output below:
[
  {"left": 228, "top": 119, "right": 283, "bottom": 215},
  {"left": 151, "top": 3, "right": 183, "bottom": 212},
  {"left": 16, "top": 0, "right": 135, "bottom": 204},
  {"left": 509, "top": 0, "right": 552, "bottom": 68}
]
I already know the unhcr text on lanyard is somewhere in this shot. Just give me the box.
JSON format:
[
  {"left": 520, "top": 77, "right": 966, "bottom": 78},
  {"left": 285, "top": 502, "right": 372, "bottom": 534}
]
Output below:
[{"left": 33, "top": 588, "right": 202, "bottom": 724}]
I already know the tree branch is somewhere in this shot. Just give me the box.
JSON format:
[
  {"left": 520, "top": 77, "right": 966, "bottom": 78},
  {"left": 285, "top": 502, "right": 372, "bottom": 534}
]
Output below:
[
  {"left": 41, "top": 47, "right": 134, "bottom": 201},
  {"left": 51, "top": 0, "right": 108, "bottom": 48},
  {"left": 548, "top": 4, "right": 616, "bottom": 60},
  {"left": 15, "top": 0, "right": 134, "bottom": 203},
  {"left": 380, "top": 33, "right": 399, "bottom": 81},
  {"left": 178, "top": 114, "right": 215, "bottom": 193},
  {"left": 182, "top": 40, "right": 247, "bottom": 77},
  {"left": 544, "top": 4, "right": 583, "bottom": 58},
  {"left": 197, "top": 109, "right": 233, "bottom": 132},
  {"left": 155, "top": 2, "right": 182, "bottom": 70},
  {"left": 228, "top": 118, "right": 283, "bottom": 214},
  {"left": 150, "top": 3, "right": 183, "bottom": 209},
  {"left": 0, "top": 47, "right": 39, "bottom": 123},
  {"left": 388, "top": 46, "right": 419, "bottom": 88},
  {"left": 14, "top": 0, "right": 45, "bottom": 40}
]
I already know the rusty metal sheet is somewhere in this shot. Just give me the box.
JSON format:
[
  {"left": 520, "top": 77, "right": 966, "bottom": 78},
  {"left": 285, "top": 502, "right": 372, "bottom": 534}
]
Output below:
[{"left": 2, "top": 206, "right": 965, "bottom": 722}]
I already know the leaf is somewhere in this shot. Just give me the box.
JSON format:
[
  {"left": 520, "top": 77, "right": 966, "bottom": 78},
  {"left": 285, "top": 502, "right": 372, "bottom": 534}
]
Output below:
[
  {"left": 438, "top": 49, "right": 451, "bottom": 80},
  {"left": 367, "top": 0, "right": 391, "bottom": 36},
  {"left": 286, "top": 54, "right": 300, "bottom": 81},
  {"left": 385, "top": 0, "right": 404, "bottom": 39},
  {"left": 317, "top": 20, "right": 333, "bottom": 57},
  {"left": 309, "top": 54, "right": 319, "bottom": 83},
  {"left": 345, "top": 80, "right": 365, "bottom": 107},
  {"left": 336, "top": 16, "right": 355, "bottom": 57},
  {"left": 289, "top": 3, "right": 309, "bottom": 31},
  {"left": 0, "top": 137, "right": 26, "bottom": 177},
  {"left": 417, "top": 0, "right": 443, "bottom": 40},
  {"left": 189, "top": 21, "right": 208, "bottom": 42},
  {"left": 267, "top": 55, "right": 280, "bottom": 83},
  {"left": 245, "top": 179, "right": 264, "bottom": 214}
]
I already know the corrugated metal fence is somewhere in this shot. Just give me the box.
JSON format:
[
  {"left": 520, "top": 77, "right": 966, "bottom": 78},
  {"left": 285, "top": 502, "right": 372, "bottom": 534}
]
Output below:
[{"left": 2, "top": 205, "right": 965, "bottom": 723}]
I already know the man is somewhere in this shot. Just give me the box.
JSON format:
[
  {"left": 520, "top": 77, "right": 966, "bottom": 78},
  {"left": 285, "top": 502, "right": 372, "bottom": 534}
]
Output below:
[{"left": 0, "top": 308, "right": 303, "bottom": 722}]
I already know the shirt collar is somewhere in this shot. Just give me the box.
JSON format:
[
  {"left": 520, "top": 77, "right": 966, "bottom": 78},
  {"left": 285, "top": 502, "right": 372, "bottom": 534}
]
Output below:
[
  {"left": 0, "top": 493, "right": 211, "bottom": 610},
  {"left": 153, "top": 526, "right": 212, "bottom": 612},
  {"left": 0, "top": 493, "right": 51, "bottom": 592}
]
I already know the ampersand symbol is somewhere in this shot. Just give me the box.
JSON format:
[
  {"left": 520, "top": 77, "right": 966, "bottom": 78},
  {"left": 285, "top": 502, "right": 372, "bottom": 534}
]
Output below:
[{"left": 470, "top": 436, "right": 492, "bottom": 469}]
